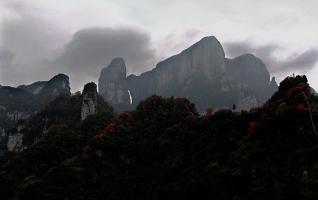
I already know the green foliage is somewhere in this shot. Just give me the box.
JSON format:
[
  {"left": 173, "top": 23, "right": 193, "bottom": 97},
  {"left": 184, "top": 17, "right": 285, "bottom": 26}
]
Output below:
[
  {"left": 22, "top": 94, "right": 82, "bottom": 146},
  {"left": 22, "top": 93, "right": 114, "bottom": 146},
  {"left": 1, "top": 75, "right": 318, "bottom": 199}
]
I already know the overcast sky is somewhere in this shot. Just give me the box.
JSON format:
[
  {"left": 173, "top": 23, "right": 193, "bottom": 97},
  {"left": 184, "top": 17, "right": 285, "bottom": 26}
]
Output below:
[{"left": 0, "top": 0, "right": 318, "bottom": 91}]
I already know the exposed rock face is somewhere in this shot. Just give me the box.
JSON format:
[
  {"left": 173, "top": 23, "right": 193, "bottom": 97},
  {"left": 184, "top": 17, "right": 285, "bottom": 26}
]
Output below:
[
  {"left": 225, "top": 54, "right": 271, "bottom": 101},
  {"left": 0, "top": 74, "right": 71, "bottom": 154},
  {"left": 0, "top": 74, "right": 71, "bottom": 126},
  {"left": 98, "top": 58, "right": 130, "bottom": 111},
  {"left": 7, "top": 123, "right": 25, "bottom": 152},
  {"left": 81, "top": 82, "right": 98, "bottom": 120},
  {"left": 18, "top": 74, "right": 71, "bottom": 99},
  {"left": 269, "top": 77, "right": 279, "bottom": 95},
  {"left": 18, "top": 81, "right": 47, "bottom": 95},
  {"left": 98, "top": 36, "right": 278, "bottom": 112},
  {"left": 151, "top": 36, "right": 225, "bottom": 93}
]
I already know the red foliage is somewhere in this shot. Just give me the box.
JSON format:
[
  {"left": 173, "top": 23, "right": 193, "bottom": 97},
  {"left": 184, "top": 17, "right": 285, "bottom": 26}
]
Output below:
[
  {"left": 83, "top": 144, "right": 92, "bottom": 154},
  {"left": 287, "top": 83, "right": 309, "bottom": 96},
  {"left": 105, "top": 122, "right": 116, "bottom": 134},
  {"left": 248, "top": 121, "right": 259, "bottom": 136},
  {"left": 174, "top": 96, "right": 183, "bottom": 100},
  {"left": 94, "top": 122, "right": 117, "bottom": 141},
  {"left": 296, "top": 82, "right": 308, "bottom": 91},
  {"left": 287, "top": 87, "right": 298, "bottom": 96},
  {"left": 116, "top": 112, "right": 132, "bottom": 124},
  {"left": 297, "top": 103, "right": 308, "bottom": 112},
  {"left": 95, "top": 132, "right": 105, "bottom": 140},
  {"left": 205, "top": 107, "right": 214, "bottom": 116}
]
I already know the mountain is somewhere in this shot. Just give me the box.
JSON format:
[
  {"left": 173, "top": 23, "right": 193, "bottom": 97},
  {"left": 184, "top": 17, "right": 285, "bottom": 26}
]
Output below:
[
  {"left": 98, "top": 58, "right": 130, "bottom": 111},
  {"left": 0, "top": 74, "right": 71, "bottom": 153},
  {"left": 1, "top": 82, "right": 113, "bottom": 153},
  {"left": 0, "top": 73, "right": 70, "bottom": 118},
  {"left": 99, "top": 36, "right": 278, "bottom": 112},
  {"left": 1, "top": 75, "right": 318, "bottom": 199}
]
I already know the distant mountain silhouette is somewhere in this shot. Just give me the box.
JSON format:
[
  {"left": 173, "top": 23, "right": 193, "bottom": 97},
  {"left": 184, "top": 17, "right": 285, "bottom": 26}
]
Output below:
[
  {"left": 98, "top": 36, "right": 278, "bottom": 112},
  {"left": 0, "top": 74, "right": 70, "bottom": 134}
]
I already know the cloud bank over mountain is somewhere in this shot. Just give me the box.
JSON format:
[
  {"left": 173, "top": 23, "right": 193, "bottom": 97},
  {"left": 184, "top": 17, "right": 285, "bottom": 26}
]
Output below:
[
  {"left": 53, "top": 27, "right": 156, "bottom": 90},
  {"left": 224, "top": 41, "right": 318, "bottom": 74},
  {"left": 1, "top": 0, "right": 318, "bottom": 91}
]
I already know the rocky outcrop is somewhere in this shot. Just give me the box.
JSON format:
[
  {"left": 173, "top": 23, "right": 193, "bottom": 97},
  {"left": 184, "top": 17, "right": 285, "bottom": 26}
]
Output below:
[
  {"left": 225, "top": 54, "right": 271, "bottom": 101},
  {"left": 0, "top": 74, "right": 71, "bottom": 126},
  {"left": 269, "top": 77, "right": 279, "bottom": 95},
  {"left": 98, "top": 36, "right": 278, "bottom": 112},
  {"left": 7, "top": 123, "right": 25, "bottom": 152},
  {"left": 18, "top": 74, "right": 70, "bottom": 99},
  {"left": 98, "top": 58, "right": 130, "bottom": 111},
  {"left": 18, "top": 81, "right": 47, "bottom": 95},
  {"left": 81, "top": 82, "right": 98, "bottom": 120},
  {"left": 0, "top": 74, "right": 71, "bottom": 155}
]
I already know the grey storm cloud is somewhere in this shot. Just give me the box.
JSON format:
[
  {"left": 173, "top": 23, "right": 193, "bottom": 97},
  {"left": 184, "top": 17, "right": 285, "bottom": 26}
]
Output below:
[
  {"left": 224, "top": 41, "right": 318, "bottom": 73},
  {"left": 0, "top": 49, "right": 14, "bottom": 65},
  {"left": 1, "top": 1, "right": 157, "bottom": 91},
  {"left": 54, "top": 27, "right": 156, "bottom": 77},
  {"left": 280, "top": 49, "right": 318, "bottom": 72},
  {"left": 0, "top": 49, "right": 14, "bottom": 82},
  {"left": 0, "top": 1, "right": 66, "bottom": 86}
]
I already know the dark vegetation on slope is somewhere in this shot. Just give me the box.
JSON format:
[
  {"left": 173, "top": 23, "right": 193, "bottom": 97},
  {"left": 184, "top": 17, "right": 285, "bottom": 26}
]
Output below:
[
  {"left": 21, "top": 93, "right": 113, "bottom": 146},
  {"left": 1, "top": 75, "right": 318, "bottom": 200}
]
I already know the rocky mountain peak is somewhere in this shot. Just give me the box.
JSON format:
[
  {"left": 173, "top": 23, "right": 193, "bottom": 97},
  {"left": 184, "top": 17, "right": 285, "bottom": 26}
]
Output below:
[
  {"left": 100, "top": 57, "right": 126, "bottom": 81},
  {"left": 98, "top": 58, "right": 130, "bottom": 110},
  {"left": 81, "top": 82, "right": 98, "bottom": 120},
  {"left": 50, "top": 73, "right": 69, "bottom": 81},
  {"left": 225, "top": 53, "right": 271, "bottom": 101},
  {"left": 37, "top": 73, "right": 70, "bottom": 98},
  {"left": 186, "top": 36, "right": 224, "bottom": 55},
  {"left": 83, "top": 82, "right": 97, "bottom": 93},
  {"left": 99, "top": 36, "right": 277, "bottom": 112},
  {"left": 109, "top": 57, "right": 126, "bottom": 68},
  {"left": 176, "top": 35, "right": 226, "bottom": 81},
  {"left": 269, "top": 77, "right": 279, "bottom": 91}
]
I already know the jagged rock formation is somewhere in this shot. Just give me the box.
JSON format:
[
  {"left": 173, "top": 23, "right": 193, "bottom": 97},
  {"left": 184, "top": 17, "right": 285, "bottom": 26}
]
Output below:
[
  {"left": 81, "top": 83, "right": 98, "bottom": 120},
  {"left": 99, "top": 36, "right": 278, "bottom": 112},
  {"left": 98, "top": 58, "right": 130, "bottom": 111},
  {"left": 7, "top": 123, "right": 25, "bottom": 152},
  {"left": 0, "top": 73, "right": 70, "bottom": 121},
  {"left": 225, "top": 54, "right": 272, "bottom": 101},
  {"left": 269, "top": 77, "right": 279, "bottom": 93},
  {"left": 0, "top": 74, "right": 71, "bottom": 154}
]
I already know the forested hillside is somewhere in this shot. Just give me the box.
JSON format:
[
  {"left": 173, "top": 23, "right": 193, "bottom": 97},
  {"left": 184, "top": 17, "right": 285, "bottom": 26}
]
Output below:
[{"left": 1, "top": 75, "right": 318, "bottom": 200}]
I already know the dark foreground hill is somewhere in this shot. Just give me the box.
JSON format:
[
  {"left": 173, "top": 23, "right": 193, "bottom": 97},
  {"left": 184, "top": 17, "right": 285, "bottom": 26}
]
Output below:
[{"left": 0, "top": 75, "right": 318, "bottom": 200}]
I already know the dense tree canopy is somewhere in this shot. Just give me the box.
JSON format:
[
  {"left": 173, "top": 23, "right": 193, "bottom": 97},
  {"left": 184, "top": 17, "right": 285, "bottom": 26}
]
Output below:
[{"left": 1, "top": 75, "right": 318, "bottom": 200}]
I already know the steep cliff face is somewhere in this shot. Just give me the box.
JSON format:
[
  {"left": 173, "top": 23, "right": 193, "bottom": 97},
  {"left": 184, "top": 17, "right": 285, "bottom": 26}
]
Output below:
[
  {"left": 98, "top": 58, "right": 130, "bottom": 111},
  {"left": 0, "top": 74, "right": 71, "bottom": 153},
  {"left": 151, "top": 36, "right": 225, "bottom": 94},
  {"left": 0, "top": 73, "right": 71, "bottom": 117},
  {"left": 225, "top": 54, "right": 279, "bottom": 102},
  {"left": 18, "top": 81, "right": 47, "bottom": 95},
  {"left": 98, "top": 36, "right": 278, "bottom": 112},
  {"left": 81, "top": 82, "right": 98, "bottom": 120},
  {"left": 269, "top": 77, "right": 279, "bottom": 94},
  {"left": 7, "top": 123, "right": 25, "bottom": 152}
]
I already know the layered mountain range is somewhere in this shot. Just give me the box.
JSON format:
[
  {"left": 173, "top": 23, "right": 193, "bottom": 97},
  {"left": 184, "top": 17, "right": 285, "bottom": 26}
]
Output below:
[
  {"left": 98, "top": 36, "right": 278, "bottom": 112},
  {"left": 0, "top": 74, "right": 70, "bottom": 134},
  {"left": 0, "top": 36, "right": 279, "bottom": 154}
]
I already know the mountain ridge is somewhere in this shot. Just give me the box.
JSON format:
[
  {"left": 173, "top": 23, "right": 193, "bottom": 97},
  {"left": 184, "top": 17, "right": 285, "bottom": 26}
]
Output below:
[{"left": 99, "top": 36, "right": 278, "bottom": 112}]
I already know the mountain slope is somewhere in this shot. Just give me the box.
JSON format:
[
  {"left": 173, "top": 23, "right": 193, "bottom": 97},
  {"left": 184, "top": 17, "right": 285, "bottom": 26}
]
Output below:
[
  {"left": 1, "top": 75, "right": 317, "bottom": 200},
  {"left": 0, "top": 74, "right": 71, "bottom": 133}
]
